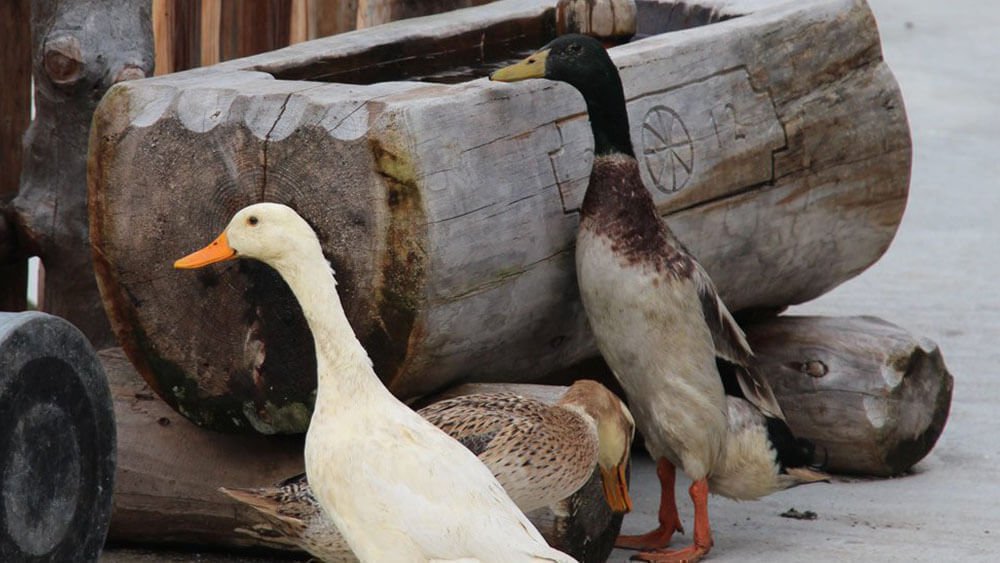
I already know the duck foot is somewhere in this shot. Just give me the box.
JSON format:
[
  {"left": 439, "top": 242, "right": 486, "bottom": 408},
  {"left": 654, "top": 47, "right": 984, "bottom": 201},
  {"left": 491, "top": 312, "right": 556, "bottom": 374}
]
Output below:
[
  {"left": 631, "top": 478, "right": 713, "bottom": 563},
  {"left": 616, "top": 458, "right": 684, "bottom": 550}
]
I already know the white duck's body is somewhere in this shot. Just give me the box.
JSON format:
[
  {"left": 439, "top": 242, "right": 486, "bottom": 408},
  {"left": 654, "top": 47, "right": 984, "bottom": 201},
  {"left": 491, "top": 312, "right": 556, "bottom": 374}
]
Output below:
[{"left": 176, "top": 203, "right": 574, "bottom": 563}]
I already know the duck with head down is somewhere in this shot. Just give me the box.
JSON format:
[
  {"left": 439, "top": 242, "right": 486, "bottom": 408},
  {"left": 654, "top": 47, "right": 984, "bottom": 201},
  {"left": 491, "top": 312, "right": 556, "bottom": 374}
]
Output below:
[
  {"left": 175, "top": 203, "right": 576, "bottom": 563},
  {"left": 492, "top": 34, "right": 828, "bottom": 562}
]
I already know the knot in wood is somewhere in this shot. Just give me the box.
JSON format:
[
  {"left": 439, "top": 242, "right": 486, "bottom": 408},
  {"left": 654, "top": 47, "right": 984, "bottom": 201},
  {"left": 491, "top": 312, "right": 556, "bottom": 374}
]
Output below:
[
  {"left": 43, "top": 35, "right": 84, "bottom": 87},
  {"left": 800, "top": 360, "right": 828, "bottom": 378},
  {"left": 556, "top": 0, "right": 637, "bottom": 41}
]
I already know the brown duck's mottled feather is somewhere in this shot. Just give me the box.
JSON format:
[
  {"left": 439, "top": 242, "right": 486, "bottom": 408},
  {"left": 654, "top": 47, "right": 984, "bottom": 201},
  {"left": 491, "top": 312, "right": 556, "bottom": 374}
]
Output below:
[
  {"left": 582, "top": 154, "right": 784, "bottom": 420},
  {"left": 419, "top": 393, "right": 598, "bottom": 510}
]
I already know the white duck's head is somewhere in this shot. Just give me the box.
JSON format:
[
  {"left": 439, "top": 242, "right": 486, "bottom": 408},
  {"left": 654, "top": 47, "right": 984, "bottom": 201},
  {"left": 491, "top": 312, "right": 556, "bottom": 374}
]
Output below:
[
  {"left": 559, "top": 379, "right": 636, "bottom": 513},
  {"left": 174, "top": 203, "right": 324, "bottom": 272}
]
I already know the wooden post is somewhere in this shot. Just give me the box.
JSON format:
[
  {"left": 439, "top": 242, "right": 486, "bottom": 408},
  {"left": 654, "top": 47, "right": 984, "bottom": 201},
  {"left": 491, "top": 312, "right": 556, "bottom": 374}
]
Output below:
[
  {"left": 0, "top": 312, "right": 117, "bottom": 561},
  {"left": 7, "top": 0, "right": 154, "bottom": 348},
  {"left": 0, "top": 0, "right": 31, "bottom": 312}
]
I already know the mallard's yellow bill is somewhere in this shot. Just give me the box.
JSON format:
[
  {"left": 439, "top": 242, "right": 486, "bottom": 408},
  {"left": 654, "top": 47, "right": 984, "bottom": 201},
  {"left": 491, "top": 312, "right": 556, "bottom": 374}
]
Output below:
[
  {"left": 490, "top": 49, "right": 549, "bottom": 82},
  {"left": 600, "top": 462, "right": 633, "bottom": 513},
  {"left": 174, "top": 232, "right": 236, "bottom": 269}
]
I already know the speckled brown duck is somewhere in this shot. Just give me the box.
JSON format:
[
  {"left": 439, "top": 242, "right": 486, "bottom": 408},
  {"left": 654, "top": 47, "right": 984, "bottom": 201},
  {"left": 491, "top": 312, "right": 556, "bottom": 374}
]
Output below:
[
  {"left": 221, "top": 379, "right": 635, "bottom": 562},
  {"left": 492, "top": 35, "right": 828, "bottom": 563}
]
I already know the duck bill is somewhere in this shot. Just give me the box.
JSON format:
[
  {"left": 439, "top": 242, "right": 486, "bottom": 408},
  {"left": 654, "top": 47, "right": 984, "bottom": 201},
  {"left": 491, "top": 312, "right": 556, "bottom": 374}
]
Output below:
[
  {"left": 490, "top": 48, "right": 549, "bottom": 82},
  {"left": 174, "top": 232, "right": 236, "bottom": 269},
  {"left": 786, "top": 467, "right": 831, "bottom": 485},
  {"left": 599, "top": 463, "right": 633, "bottom": 513}
]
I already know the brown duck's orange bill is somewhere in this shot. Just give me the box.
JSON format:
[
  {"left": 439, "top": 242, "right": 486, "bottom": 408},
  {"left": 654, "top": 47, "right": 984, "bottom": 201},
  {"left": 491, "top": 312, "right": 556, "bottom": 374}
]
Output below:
[
  {"left": 600, "top": 463, "right": 633, "bottom": 514},
  {"left": 174, "top": 232, "right": 236, "bottom": 269}
]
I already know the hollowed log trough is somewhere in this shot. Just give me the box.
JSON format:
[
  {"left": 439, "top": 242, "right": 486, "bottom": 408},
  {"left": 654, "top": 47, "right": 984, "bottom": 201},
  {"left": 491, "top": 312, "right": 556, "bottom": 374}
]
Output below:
[{"left": 89, "top": 0, "right": 911, "bottom": 434}]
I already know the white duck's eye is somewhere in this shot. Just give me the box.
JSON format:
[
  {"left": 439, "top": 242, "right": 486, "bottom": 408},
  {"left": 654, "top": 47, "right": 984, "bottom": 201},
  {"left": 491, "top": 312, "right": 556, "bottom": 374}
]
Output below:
[{"left": 248, "top": 216, "right": 259, "bottom": 226}]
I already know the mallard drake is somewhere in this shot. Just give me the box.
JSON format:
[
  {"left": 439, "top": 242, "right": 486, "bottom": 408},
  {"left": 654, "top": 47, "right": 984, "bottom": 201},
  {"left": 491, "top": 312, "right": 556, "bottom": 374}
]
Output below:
[
  {"left": 175, "top": 203, "right": 575, "bottom": 563},
  {"left": 492, "top": 35, "right": 827, "bottom": 562},
  {"left": 221, "top": 380, "right": 635, "bottom": 561}
]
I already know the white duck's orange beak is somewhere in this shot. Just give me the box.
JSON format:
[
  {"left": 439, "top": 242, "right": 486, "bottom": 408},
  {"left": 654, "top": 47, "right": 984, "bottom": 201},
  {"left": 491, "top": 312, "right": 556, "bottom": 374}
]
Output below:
[
  {"left": 174, "top": 232, "right": 236, "bottom": 269},
  {"left": 600, "top": 462, "right": 633, "bottom": 513}
]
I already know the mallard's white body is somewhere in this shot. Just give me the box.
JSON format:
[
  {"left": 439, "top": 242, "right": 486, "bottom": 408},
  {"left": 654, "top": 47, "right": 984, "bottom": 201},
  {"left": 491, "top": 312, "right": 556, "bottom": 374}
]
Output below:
[{"left": 576, "top": 224, "right": 726, "bottom": 481}]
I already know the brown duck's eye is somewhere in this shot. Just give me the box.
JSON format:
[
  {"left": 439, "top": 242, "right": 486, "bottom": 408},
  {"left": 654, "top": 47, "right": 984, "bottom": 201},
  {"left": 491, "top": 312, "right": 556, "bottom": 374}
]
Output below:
[
  {"left": 248, "top": 216, "right": 259, "bottom": 226},
  {"left": 528, "top": 58, "right": 536, "bottom": 64}
]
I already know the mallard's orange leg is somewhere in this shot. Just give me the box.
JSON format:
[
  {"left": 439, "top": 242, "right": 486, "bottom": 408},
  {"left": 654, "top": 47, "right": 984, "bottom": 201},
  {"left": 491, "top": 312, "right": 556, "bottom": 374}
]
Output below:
[
  {"left": 616, "top": 458, "right": 685, "bottom": 550},
  {"left": 632, "top": 478, "right": 712, "bottom": 562}
]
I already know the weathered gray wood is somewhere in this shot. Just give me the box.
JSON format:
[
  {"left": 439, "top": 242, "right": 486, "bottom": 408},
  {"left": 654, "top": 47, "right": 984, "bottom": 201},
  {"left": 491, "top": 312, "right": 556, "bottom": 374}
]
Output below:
[
  {"left": 0, "top": 312, "right": 116, "bottom": 562},
  {"left": 105, "top": 351, "right": 619, "bottom": 560},
  {"left": 89, "top": 0, "right": 910, "bottom": 433},
  {"left": 4, "top": 0, "right": 153, "bottom": 347},
  {"left": 745, "top": 316, "right": 953, "bottom": 476}
]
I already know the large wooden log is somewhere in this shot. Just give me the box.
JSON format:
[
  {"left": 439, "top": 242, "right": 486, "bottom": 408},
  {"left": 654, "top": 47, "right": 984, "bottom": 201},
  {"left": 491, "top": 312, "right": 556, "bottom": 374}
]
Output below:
[
  {"left": 745, "top": 316, "right": 953, "bottom": 476},
  {"left": 89, "top": 0, "right": 910, "bottom": 433},
  {"left": 6, "top": 0, "right": 153, "bottom": 348},
  {"left": 104, "top": 350, "right": 620, "bottom": 561},
  {"left": 0, "top": 312, "right": 116, "bottom": 562}
]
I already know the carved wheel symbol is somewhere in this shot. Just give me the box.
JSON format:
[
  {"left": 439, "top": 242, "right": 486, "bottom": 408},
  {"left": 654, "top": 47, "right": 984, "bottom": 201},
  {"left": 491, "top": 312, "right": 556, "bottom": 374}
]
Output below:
[{"left": 641, "top": 106, "right": 694, "bottom": 193}]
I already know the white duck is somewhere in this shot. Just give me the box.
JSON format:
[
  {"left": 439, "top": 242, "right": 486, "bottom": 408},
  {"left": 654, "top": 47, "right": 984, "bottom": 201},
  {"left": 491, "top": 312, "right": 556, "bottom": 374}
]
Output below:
[{"left": 175, "top": 203, "right": 575, "bottom": 563}]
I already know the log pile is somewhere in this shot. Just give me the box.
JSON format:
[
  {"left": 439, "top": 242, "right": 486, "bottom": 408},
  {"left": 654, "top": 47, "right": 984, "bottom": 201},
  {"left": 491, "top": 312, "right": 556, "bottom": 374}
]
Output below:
[
  {"left": 89, "top": 0, "right": 910, "bottom": 434},
  {"left": 103, "top": 350, "right": 621, "bottom": 562}
]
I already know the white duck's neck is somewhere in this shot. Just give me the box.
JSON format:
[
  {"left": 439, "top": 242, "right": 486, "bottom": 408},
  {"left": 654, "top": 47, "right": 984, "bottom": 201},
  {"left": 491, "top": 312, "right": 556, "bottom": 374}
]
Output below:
[{"left": 272, "top": 252, "right": 391, "bottom": 409}]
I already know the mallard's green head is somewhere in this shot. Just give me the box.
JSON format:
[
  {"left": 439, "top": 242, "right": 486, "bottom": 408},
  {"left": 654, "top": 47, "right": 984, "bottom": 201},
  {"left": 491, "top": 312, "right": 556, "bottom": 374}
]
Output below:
[{"left": 491, "top": 34, "right": 634, "bottom": 157}]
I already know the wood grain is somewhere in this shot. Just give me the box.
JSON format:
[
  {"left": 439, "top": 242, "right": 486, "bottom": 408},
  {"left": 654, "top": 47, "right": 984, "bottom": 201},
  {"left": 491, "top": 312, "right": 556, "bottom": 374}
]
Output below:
[{"left": 89, "top": 0, "right": 911, "bottom": 432}]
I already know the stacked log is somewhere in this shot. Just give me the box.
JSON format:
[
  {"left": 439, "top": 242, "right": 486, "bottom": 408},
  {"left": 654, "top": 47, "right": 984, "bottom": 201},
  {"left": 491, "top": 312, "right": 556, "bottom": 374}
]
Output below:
[{"left": 89, "top": 0, "right": 910, "bottom": 435}]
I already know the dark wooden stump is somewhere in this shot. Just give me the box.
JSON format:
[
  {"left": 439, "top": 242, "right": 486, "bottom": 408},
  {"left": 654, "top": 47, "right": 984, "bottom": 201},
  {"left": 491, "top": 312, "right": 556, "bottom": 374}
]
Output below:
[{"left": 0, "top": 312, "right": 116, "bottom": 562}]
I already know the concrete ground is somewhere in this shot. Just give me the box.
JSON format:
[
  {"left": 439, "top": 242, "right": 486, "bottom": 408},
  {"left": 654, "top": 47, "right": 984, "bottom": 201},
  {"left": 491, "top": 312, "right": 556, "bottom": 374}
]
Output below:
[{"left": 103, "top": 0, "right": 998, "bottom": 561}]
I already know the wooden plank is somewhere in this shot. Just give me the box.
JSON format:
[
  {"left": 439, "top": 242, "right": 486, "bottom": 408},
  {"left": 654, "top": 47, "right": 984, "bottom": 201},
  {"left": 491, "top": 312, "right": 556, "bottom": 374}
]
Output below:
[
  {"left": 152, "top": 0, "right": 174, "bottom": 75},
  {"left": 200, "top": 0, "right": 222, "bottom": 67},
  {"left": 0, "top": 0, "right": 30, "bottom": 311},
  {"left": 308, "top": 0, "right": 358, "bottom": 38},
  {"left": 88, "top": 0, "right": 910, "bottom": 431},
  {"left": 289, "top": 0, "right": 309, "bottom": 44},
  {"left": 745, "top": 316, "right": 953, "bottom": 476}
]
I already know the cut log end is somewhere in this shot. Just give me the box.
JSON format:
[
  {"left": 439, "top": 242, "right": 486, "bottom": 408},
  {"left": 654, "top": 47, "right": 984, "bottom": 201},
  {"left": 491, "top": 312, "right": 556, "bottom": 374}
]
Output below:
[
  {"left": 746, "top": 315, "right": 954, "bottom": 477},
  {"left": 0, "top": 312, "right": 116, "bottom": 562}
]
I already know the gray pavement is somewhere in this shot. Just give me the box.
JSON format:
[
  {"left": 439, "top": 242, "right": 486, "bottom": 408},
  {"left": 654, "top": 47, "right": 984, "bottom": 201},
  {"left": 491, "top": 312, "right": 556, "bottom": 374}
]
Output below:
[{"left": 103, "top": 0, "right": 999, "bottom": 561}]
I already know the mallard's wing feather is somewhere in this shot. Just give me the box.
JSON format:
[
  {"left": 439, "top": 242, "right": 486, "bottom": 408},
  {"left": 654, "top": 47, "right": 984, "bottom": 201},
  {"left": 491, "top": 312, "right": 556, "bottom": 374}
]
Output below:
[{"left": 687, "top": 254, "right": 784, "bottom": 420}]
